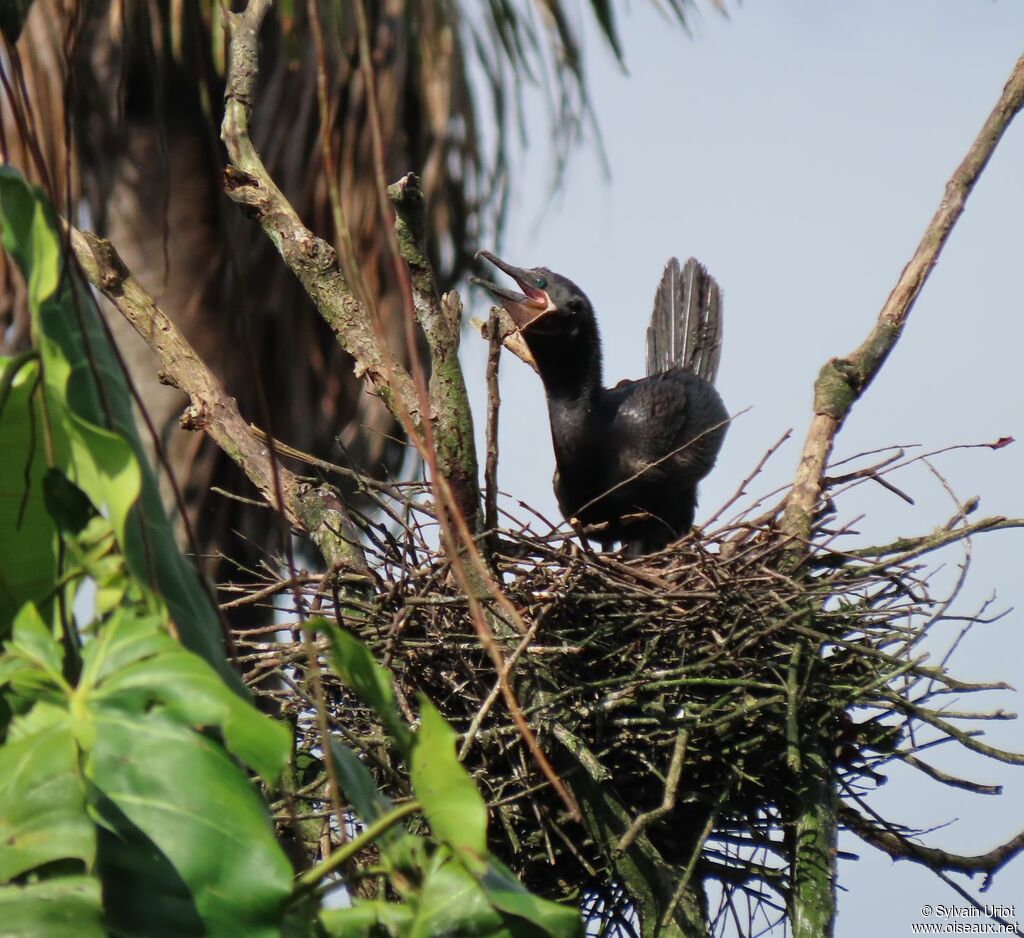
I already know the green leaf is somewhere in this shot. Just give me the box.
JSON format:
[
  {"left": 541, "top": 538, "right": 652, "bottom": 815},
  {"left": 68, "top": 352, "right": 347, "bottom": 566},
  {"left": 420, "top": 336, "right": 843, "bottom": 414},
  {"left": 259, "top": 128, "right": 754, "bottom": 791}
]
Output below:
[
  {"left": 0, "top": 166, "right": 239, "bottom": 690},
  {"left": 0, "top": 721, "right": 93, "bottom": 881},
  {"left": 410, "top": 849, "right": 506, "bottom": 937},
  {"left": 320, "top": 899, "right": 414, "bottom": 937},
  {"left": 0, "top": 358, "right": 58, "bottom": 636},
  {"left": 0, "top": 603, "right": 292, "bottom": 933},
  {"left": 42, "top": 467, "right": 99, "bottom": 535},
  {"left": 328, "top": 739, "right": 421, "bottom": 870},
  {"left": 320, "top": 620, "right": 412, "bottom": 753},
  {"left": 328, "top": 738, "right": 395, "bottom": 825},
  {"left": 0, "top": 167, "right": 58, "bottom": 301},
  {"left": 79, "top": 609, "right": 289, "bottom": 784},
  {"left": 3, "top": 699, "right": 69, "bottom": 740},
  {"left": 410, "top": 698, "right": 487, "bottom": 873},
  {"left": 479, "top": 859, "right": 583, "bottom": 937},
  {"left": 88, "top": 710, "right": 292, "bottom": 937},
  {"left": 0, "top": 603, "right": 69, "bottom": 708},
  {"left": 0, "top": 876, "right": 104, "bottom": 938},
  {"left": 321, "top": 852, "right": 574, "bottom": 938}
]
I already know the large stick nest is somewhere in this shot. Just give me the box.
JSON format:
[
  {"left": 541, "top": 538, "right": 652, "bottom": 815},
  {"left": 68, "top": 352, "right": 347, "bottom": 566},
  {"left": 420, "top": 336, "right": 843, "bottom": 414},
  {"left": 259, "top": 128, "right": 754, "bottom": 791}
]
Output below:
[{"left": 230, "top": 445, "right": 1020, "bottom": 928}]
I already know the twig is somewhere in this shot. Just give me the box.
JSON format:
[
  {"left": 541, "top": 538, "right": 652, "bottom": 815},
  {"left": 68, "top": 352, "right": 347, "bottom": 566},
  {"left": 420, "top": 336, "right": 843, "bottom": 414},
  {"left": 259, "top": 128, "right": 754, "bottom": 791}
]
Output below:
[
  {"left": 344, "top": 0, "right": 579, "bottom": 820},
  {"left": 881, "top": 693, "right": 1024, "bottom": 765},
  {"left": 220, "top": 0, "right": 424, "bottom": 433},
  {"left": 617, "top": 730, "right": 688, "bottom": 851},
  {"left": 484, "top": 308, "right": 502, "bottom": 542},
  {"left": 470, "top": 308, "right": 538, "bottom": 373},
  {"left": 292, "top": 799, "right": 421, "bottom": 896},
  {"left": 458, "top": 615, "right": 543, "bottom": 761},
  {"left": 840, "top": 806, "right": 1024, "bottom": 881},
  {"left": 704, "top": 429, "right": 792, "bottom": 528},
  {"left": 841, "top": 516, "right": 1024, "bottom": 563}
]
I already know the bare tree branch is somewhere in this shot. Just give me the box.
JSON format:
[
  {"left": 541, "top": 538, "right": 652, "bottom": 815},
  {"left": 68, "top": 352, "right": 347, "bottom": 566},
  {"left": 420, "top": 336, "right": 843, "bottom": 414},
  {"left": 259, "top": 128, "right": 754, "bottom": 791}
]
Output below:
[
  {"left": 390, "top": 175, "right": 482, "bottom": 526},
  {"left": 69, "top": 226, "right": 366, "bottom": 572},
  {"left": 778, "top": 51, "right": 1024, "bottom": 938},
  {"left": 841, "top": 807, "right": 1024, "bottom": 879},
  {"left": 219, "top": 0, "right": 423, "bottom": 434},
  {"left": 470, "top": 309, "right": 539, "bottom": 373},
  {"left": 783, "top": 52, "right": 1024, "bottom": 541}
]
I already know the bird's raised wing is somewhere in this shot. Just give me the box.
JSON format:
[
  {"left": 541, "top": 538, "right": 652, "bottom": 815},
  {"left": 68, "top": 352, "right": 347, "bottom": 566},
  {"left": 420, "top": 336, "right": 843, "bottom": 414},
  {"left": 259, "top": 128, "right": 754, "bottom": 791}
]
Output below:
[{"left": 645, "top": 257, "right": 723, "bottom": 385}]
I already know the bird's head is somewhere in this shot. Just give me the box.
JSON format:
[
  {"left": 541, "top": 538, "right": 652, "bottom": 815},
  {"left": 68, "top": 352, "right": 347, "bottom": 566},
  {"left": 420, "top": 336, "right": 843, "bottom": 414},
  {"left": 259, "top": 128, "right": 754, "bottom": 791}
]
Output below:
[{"left": 471, "top": 250, "right": 595, "bottom": 339}]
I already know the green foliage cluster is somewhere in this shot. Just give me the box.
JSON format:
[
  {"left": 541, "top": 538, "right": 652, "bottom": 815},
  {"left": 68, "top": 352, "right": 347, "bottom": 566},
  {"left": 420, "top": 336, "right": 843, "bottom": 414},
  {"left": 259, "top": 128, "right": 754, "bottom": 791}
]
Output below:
[
  {"left": 0, "top": 169, "right": 582, "bottom": 935},
  {"left": 320, "top": 626, "right": 581, "bottom": 937}
]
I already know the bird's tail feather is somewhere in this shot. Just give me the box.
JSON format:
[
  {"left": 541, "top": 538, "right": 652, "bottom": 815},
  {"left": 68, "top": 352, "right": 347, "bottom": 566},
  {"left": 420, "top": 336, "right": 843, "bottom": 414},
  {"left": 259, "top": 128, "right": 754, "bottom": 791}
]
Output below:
[{"left": 645, "top": 257, "right": 723, "bottom": 384}]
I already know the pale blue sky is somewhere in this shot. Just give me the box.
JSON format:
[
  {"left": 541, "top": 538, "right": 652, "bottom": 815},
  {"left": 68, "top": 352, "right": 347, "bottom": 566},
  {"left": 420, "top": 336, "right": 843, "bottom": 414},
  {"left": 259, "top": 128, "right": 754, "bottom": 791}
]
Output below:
[{"left": 462, "top": 2, "right": 1024, "bottom": 933}]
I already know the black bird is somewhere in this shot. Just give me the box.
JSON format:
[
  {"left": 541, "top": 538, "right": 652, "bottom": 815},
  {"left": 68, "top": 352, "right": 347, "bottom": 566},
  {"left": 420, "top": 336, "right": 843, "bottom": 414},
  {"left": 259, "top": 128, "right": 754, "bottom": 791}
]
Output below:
[{"left": 472, "top": 252, "right": 728, "bottom": 555}]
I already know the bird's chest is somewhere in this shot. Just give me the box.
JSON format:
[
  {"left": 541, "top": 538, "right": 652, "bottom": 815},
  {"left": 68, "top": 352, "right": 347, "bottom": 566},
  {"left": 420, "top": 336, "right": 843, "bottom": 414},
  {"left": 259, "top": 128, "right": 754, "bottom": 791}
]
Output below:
[
  {"left": 549, "top": 408, "right": 605, "bottom": 476},
  {"left": 548, "top": 405, "right": 633, "bottom": 511}
]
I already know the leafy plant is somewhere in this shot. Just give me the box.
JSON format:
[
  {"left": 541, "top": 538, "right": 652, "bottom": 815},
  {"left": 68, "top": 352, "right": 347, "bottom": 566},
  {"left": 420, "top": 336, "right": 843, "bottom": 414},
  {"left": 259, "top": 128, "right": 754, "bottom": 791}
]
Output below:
[
  {"left": 0, "top": 167, "right": 294, "bottom": 935},
  {"left": 314, "top": 620, "right": 581, "bottom": 937},
  {"left": 0, "top": 166, "right": 581, "bottom": 936}
]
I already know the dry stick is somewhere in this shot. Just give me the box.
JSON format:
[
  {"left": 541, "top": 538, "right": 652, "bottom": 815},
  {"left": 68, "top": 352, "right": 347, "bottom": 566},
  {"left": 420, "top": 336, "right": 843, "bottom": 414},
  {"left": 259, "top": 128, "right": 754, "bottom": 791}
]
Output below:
[
  {"left": 220, "top": 575, "right": 321, "bottom": 611},
  {"left": 484, "top": 309, "right": 502, "bottom": 539},
  {"left": 844, "top": 516, "right": 1024, "bottom": 566},
  {"left": 435, "top": 473, "right": 584, "bottom": 819},
  {"left": 782, "top": 51, "right": 1024, "bottom": 540},
  {"left": 220, "top": 0, "right": 424, "bottom": 434},
  {"left": 458, "top": 615, "right": 543, "bottom": 762},
  {"left": 551, "top": 722, "right": 698, "bottom": 921},
  {"left": 67, "top": 226, "right": 365, "bottom": 572},
  {"left": 350, "top": 0, "right": 480, "bottom": 530},
  {"left": 220, "top": 0, "right": 424, "bottom": 542},
  {"left": 704, "top": 429, "right": 793, "bottom": 529},
  {"left": 660, "top": 811, "right": 718, "bottom": 933},
  {"left": 881, "top": 692, "right": 1024, "bottom": 766},
  {"left": 470, "top": 308, "right": 538, "bottom": 373},
  {"left": 617, "top": 729, "right": 689, "bottom": 852},
  {"left": 839, "top": 805, "right": 1024, "bottom": 885}
]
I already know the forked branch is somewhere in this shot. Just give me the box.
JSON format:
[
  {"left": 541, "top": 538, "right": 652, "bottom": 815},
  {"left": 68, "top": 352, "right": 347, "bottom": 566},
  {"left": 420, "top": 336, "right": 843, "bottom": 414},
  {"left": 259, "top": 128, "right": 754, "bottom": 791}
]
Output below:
[
  {"left": 841, "top": 807, "right": 1024, "bottom": 881},
  {"left": 69, "top": 227, "right": 367, "bottom": 572},
  {"left": 219, "top": 0, "right": 484, "bottom": 530},
  {"left": 782, "top": 52, "right": 1024, "bottom": 542}
]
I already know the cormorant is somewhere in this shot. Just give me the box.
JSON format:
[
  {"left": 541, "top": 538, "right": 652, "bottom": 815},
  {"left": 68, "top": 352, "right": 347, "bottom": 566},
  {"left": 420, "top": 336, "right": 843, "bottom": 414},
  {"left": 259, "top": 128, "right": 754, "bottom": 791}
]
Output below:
[{"left": 472, "top": 252, "right": 728, "bottom": 555}]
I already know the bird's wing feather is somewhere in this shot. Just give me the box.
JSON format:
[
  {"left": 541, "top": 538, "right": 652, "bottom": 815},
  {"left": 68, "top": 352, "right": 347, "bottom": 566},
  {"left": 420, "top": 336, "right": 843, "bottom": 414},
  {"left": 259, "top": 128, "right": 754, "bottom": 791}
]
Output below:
[
  {"left": 611, "top": 370, "right": 729, "bottom": 478},
  {"left": 645, "top": 257, "right": 723, "bottom": 385},
  {"left": 609, "top": 373, "right": 691, "bottom": 471}
]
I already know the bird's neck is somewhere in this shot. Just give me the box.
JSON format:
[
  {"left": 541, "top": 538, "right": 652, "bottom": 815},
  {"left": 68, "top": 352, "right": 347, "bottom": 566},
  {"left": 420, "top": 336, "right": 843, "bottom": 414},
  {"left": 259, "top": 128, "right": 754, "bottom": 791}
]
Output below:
[
  {"left": 546, "top": 394, "right": 601, "bottom": 470},
  {"left": 527, "top": 333, "right": 605, "bottom": 467},
  {"left": 527, "top": 330, "right": 604, "bottom": 407}
]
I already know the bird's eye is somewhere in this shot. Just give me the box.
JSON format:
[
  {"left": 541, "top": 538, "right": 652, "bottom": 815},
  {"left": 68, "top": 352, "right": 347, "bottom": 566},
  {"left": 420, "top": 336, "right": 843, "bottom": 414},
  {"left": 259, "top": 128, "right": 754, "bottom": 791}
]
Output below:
[{"left": 533, "top": 277, "right": 547, "bottom": 289}]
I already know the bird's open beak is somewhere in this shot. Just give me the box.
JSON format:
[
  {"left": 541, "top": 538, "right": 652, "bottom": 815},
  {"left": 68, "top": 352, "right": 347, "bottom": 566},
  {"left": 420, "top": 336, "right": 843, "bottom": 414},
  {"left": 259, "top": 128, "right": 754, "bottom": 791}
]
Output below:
[{"left": 470, "top": 250, "right": 553, "bottom": 330}]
